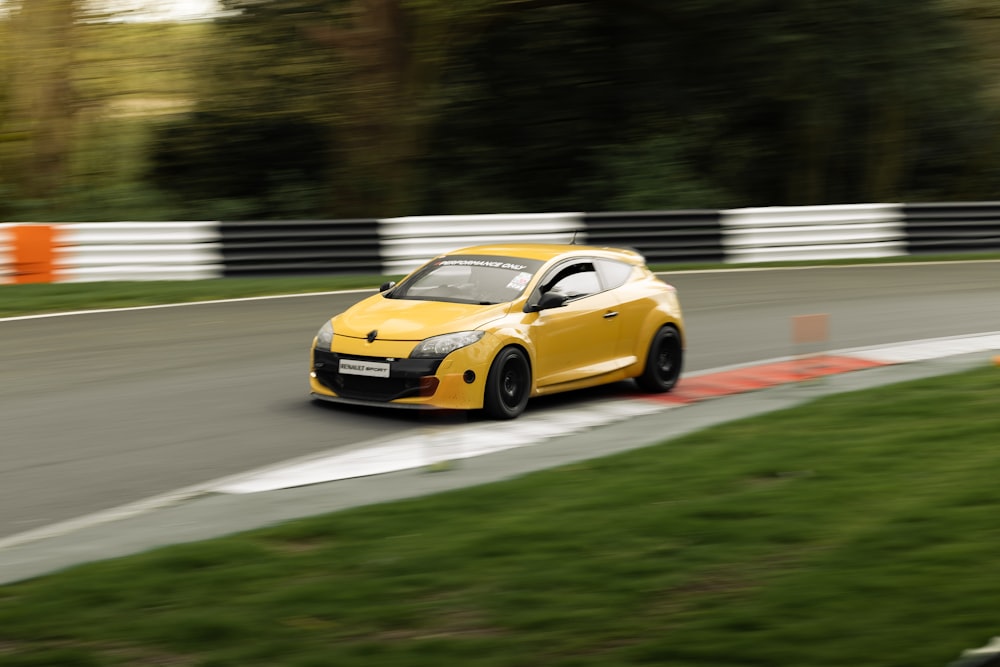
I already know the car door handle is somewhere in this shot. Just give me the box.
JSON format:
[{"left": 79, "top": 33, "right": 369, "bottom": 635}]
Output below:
[{"left": 603, "top": 311, "right": 619, "bottom": 319}]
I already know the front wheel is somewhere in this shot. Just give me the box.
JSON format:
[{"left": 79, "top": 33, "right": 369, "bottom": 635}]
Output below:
[
  {"left": 635, "top": 325, "right": 683, "bottom": 393},
  {"left": 483, "top": 347, "right": 531, "bottom": 419}
]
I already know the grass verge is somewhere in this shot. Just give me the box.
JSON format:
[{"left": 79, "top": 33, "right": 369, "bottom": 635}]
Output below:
[
  {"left": 2, "top": 253, "right": 999, "bottom": 319},
  {"left": 1, "top": 365, "right": 999, "bottom": 666}
]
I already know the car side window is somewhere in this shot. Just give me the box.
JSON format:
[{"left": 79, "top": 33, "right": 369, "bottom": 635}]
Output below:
[
  {"left": 541, "top": 261, "right": 601, "bottom": 301},
  {"left": 594, "top": 259, "right": 634, "bottom": 290}
]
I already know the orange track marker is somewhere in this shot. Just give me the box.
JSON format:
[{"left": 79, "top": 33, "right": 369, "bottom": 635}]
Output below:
[
  {"left": 11, "top": 224, "right": 59, "bottom": 284},
  {"left": 792, "top": 313, "right": 830, "bottom": 345}
]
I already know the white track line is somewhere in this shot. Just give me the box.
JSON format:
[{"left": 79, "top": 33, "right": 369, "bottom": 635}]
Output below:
[
  {"left": 215, "top": 400, "right": 670, "bottom": 494},
  {"left": 843, "top": 332, "right": 1000, "bottom": 364},
  {"left": 0, "top": 289, "right": 372, "bottom": 323}
]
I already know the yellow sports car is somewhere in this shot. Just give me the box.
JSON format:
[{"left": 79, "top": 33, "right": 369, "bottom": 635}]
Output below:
[{"left": 310, "top": 243, "right": 684, "bottom": 419}]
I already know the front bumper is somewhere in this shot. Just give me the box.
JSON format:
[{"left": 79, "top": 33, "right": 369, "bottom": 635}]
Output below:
[
  {"left": 312, "top": 349, "right": 442, "bottom": 402},
  {"left": 309, "top": 339, "right": 496, "bottom": 411}
]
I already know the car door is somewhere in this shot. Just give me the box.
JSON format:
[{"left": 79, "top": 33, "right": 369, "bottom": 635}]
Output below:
[
  {"left": 528, "top": 259, "right": 623, "bottom": 388},
  {"left": 594, "top": 258, "right": 647, "bottom": 362}
]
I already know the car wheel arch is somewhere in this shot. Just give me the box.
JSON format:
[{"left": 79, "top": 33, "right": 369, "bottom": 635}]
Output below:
[
  {"left": 636, "top": 309, "right": 684, "bottom": 354},
  {"left": 483, "top": 329, "right": 537, "bottom": 383}
]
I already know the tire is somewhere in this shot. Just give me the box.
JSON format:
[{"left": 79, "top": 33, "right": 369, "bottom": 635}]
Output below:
[
  {"left": 483, "top": 347, "right": 531, "bottom": 419},
  {"left": 635, "top": 325, "right": 683, "bottom": 393}
]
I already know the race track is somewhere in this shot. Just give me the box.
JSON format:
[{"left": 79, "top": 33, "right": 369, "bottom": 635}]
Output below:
[{"left": 2, "top": 262, "right": 998, "bottom": 540}]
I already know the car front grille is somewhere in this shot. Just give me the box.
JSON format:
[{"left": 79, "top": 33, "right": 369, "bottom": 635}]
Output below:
[{"left": 313, "top": 349, "right": 442, "bottom": 402}]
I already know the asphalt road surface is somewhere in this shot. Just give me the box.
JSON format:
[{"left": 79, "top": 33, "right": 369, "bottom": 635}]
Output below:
[{"left": 1, "top": 261, "right": 998, "bottom": 539}]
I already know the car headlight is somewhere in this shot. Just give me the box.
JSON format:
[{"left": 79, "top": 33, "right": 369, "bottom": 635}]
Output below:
[
  {"left": 411, "top": 331, "right": 485, "bottom": 358},
  {"left": 314, "top": 320, "right": 334, "bottom": 350}
]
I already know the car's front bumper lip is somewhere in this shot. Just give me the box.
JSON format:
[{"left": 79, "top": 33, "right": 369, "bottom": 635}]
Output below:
[{"left": 310, "top": 392, "right": 441, "bottom": 410}]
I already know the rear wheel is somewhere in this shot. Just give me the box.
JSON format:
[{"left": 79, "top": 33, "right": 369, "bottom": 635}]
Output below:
[
  {"left": 483, "top": 347, "right": 531, "bottom": 419},
  {"left": 635, "top": 325, "right": 683, "bottom": 392}
]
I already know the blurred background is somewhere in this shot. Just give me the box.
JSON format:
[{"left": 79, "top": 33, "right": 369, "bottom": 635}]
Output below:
[{"left": 1, "top": 0, "right": 999, "bottom": 223}]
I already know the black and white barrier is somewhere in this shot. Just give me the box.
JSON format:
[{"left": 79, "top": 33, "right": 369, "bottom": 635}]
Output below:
[
  {"left": 2, "top": 202, "right": 999, "bottom": 283},
  {"left": 721, "top": 204, "right": 905, "bottom": 263},
  {"left": 378, "top": 213, "right": 584, "bottom": 274}
]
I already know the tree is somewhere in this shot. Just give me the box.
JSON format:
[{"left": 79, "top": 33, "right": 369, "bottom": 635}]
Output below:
[
  {"left": 426, "top": 0, "right": 996, "bottom": 210},
  {"left": 150, "top": 112, "right": 330, "bottom": 219},
  {"left": 151, "top": 0, "right": 525, "bottom": 218},
  {"left": 149, "top": 0, "right": 999, "bottom": 218},
  {"left": 0, "top": 0, "right": 78, "bottom": 206}
]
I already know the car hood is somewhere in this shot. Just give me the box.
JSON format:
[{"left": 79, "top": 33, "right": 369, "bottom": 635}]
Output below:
[{"left": 333, "top": 295, "right": 512, "bottom": 341}]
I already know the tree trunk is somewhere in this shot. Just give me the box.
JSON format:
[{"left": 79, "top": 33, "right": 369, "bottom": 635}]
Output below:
[{"left": 2, "top": 0, "right": 78, "bottom": 201}]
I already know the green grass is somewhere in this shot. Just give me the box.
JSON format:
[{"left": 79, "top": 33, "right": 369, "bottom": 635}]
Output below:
[
  {"left": 2, "top": 365, "right": 1000, "bottom": 666},
  {"left": 2, "top": 253, "right": 998, "bottom": 318}
]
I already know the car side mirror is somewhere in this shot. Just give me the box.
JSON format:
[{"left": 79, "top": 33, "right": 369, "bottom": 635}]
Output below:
[
  {"left": 524, "top": 291, "right": 568, "bottom": 313},
  {"left": 379, "top": 281, "right": 396, "bottom": 292}
]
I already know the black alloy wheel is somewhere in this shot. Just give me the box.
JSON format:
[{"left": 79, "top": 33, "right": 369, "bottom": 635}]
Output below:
[
  {"left": 484, "top": 347, "right": 531, "bottom": 419},
  {"left": 635, "top": 325, "right": 683, "bottom": 393}
]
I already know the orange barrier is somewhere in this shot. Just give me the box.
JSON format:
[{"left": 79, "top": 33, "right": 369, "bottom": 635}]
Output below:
[{"left": 11, "top": 224, "right": 59, "bottom": 284}]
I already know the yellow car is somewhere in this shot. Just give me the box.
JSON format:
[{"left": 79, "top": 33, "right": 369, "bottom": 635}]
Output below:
[{"left": 310, "top": 243, "right": 684, "bottom": 419}]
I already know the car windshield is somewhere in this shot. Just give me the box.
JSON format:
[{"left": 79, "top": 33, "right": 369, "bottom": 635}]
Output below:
[{"left": 388, "top": 255, "right": 545, "bottom": 305}]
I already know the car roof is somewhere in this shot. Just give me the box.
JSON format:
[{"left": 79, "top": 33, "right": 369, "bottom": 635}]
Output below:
[{"left": 445, "top": 243, "right": 645, "bottom": 264}]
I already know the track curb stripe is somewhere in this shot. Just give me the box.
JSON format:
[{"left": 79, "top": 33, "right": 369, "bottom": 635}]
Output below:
[
  {"left": 646, "top": 355, "right": 889, "bottom": 405},
  {"left": 211, "top": 337, "right": 999, "bottom": 495}
]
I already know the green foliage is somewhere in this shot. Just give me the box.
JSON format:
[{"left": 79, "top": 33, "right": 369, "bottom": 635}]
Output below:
[
  {"left": 148, "top": 112, "right": 330, "bottom": 219},
  {"left": 601, "top": 133, "right": 735, "bottom": 210},
  {"left": 422, "top": 2, "right": 633, "bottom": 213},
  {"left": 1, "top": 20, "right": 206, "bottom": 221},
  {"left": 2, "top": 0, "right": 1000, "bottom": 220},
  {"left": 425, "top": 0, "right": 998, "bottom": 211},
  {"left": 0, "top": 0, "right": 77, "bottom": 204}
]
